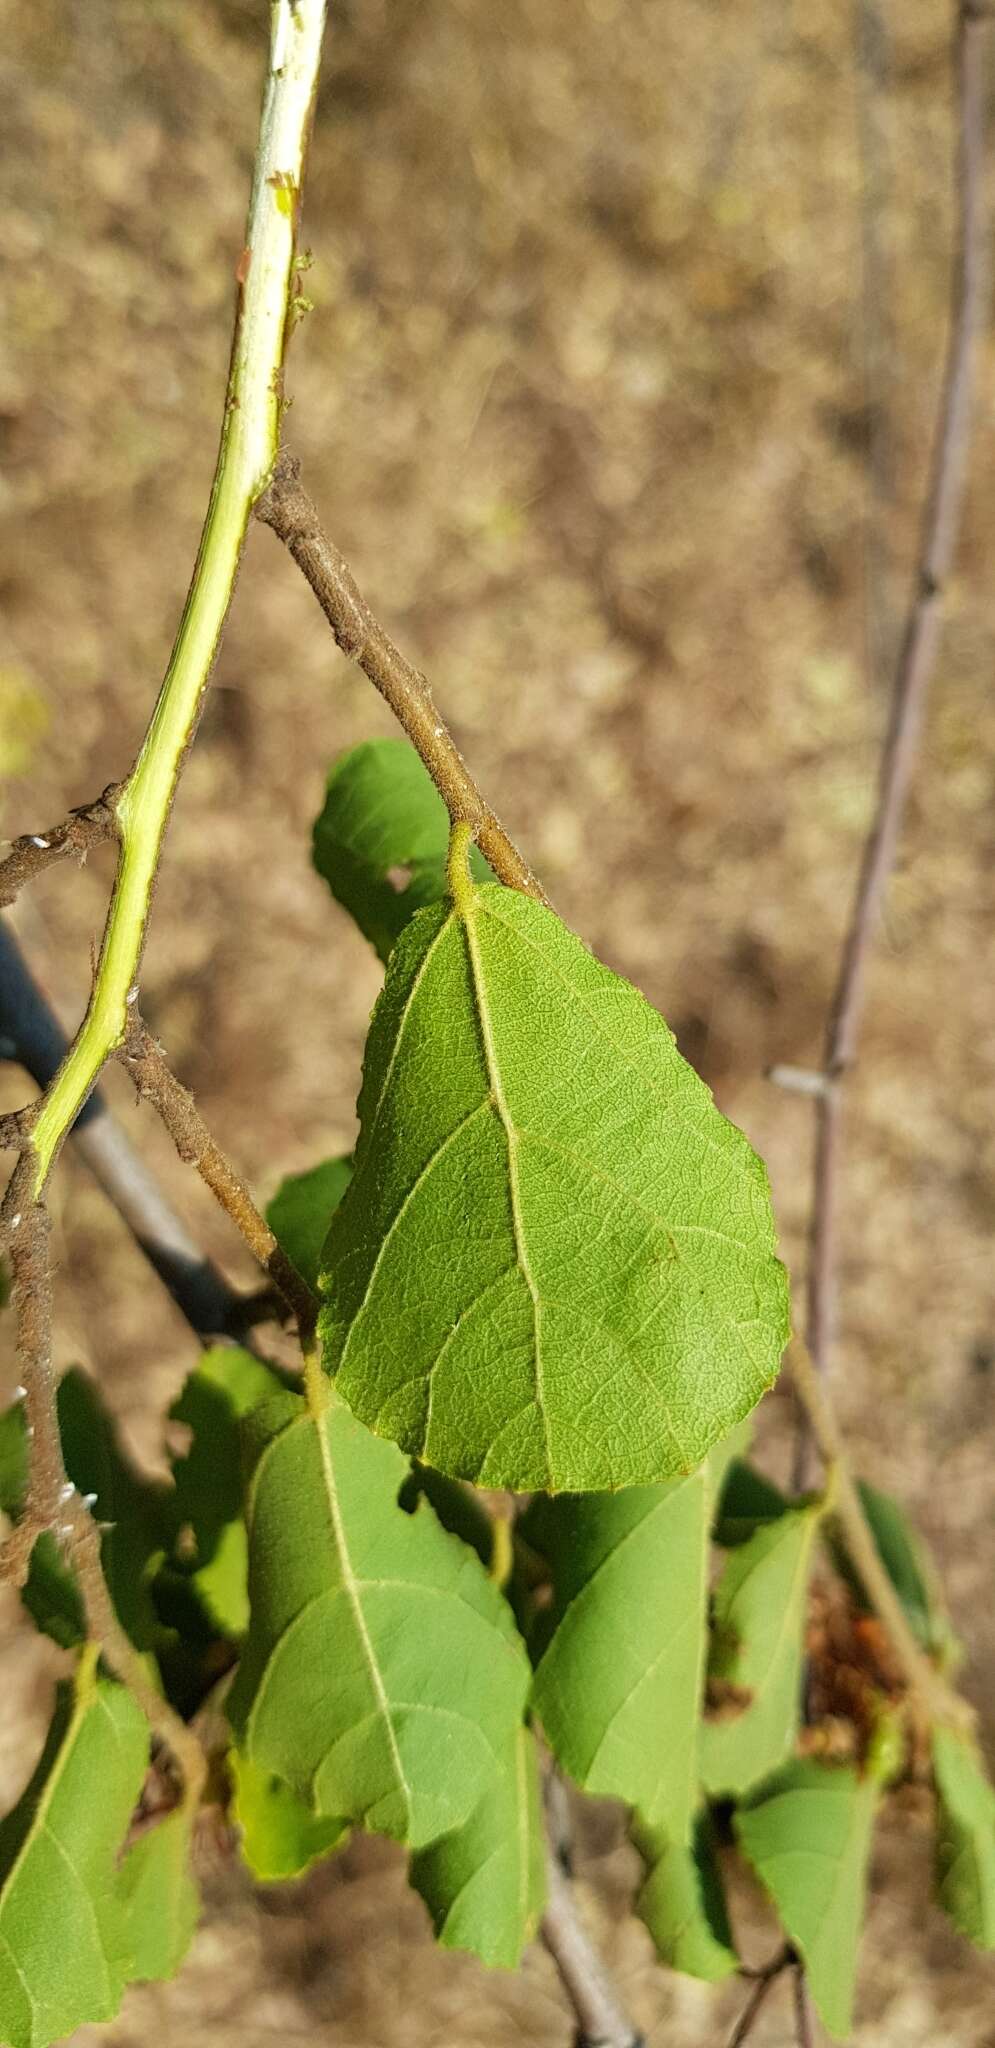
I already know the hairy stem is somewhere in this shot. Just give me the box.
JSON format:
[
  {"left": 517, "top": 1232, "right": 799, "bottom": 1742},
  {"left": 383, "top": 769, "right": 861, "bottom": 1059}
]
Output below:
[
  {"left": 25, "top": 0, "right": 327, "bottom": 1193},
  {"left": 120, "top": 1021, "right": 317, "bottom": 1342},
  {"left": 254, "top": 453, "right": 548, "bottom": 903},
  {"left": 798, "top": 0, "right": 991, "bottom": 1481}
]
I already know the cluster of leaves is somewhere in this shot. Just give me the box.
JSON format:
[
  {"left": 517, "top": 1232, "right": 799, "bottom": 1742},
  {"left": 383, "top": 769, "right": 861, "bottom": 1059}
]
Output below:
[{"left": 1, "top": 742, "right": 992, "bottom": 2048}]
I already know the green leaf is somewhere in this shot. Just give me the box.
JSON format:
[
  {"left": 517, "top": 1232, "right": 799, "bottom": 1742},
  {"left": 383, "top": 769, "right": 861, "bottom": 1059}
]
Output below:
[
  {"left": 312, "top": 739, "right": 492, "bottom": 962},
  {"left": 932, "top": 1728, "right": 995, "bottom": 1948},
  {"left": 228, "top": 1389, "right": 531, "bottom": 1848},
  {"left": 712, "top": 1458, "right": 788, "bottom": 1547},
  {"left": 735, "top": 1759, "right": 877, "bottom": 2040},
  {"left": 831, "top": 1480, "right": 956, "bottom": 1662},
  {"left": 0, "top": 1647, "right": 149, "bottom": 2048},
  {"left": 164, "top": 1347, "right": 286, "bottom": 1638},
  {"left": 701, "top": 1500, "right": 822, "bottom": 1798},
  {"left": 633, "top": 1809, "right": 737, "bottom": 1982},
  {"left": 410, "top": 1724, "right": 545, "bottom": 1967},
  {"left": 266, "top": 1155, "right": 352, "bottom": 1293},
  {"left": 321, "top": 884, "right": 789, "bottom": 1492},
  {"left": 0, "top": 1397, "right": 28, "bottom": 1513},
  {"left": 118, "top": 1804, "right": 200, "bottom": 1983},
  {"left": 229, "top": 1751, "right": 349, "bottom": 1882},
  {"left": 523, "top": 1458, "right": 720, "bottom": 1838}
]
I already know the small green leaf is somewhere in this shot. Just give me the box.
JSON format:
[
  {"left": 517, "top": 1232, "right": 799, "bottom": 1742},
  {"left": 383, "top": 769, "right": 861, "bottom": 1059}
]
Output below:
[
  {"left": 266, "top": 1155, "right": 352, "bottom": 1293},
  {"left": 312, "top": 739, "right": 492, "bottom": 962},
  {"left": 410, "top": 1724, "right": 545, "bottom": 1967},
  {"left": 228, "top": 1390, "right": 530, "bottom": 1848},
  {"left": 524, "top": 1462, "right": 716, "bottom": 1838},
  {"left": 118, "top": 1804, "right": 200, "bottom": 1982},
  {"left": 164, "top": 1347, "right": 286, "bottom": 1638},
  {"left": 230, "top": 1752, "right": 349, "bottom": 1881},
  {"left": 633, "top": 1809, "right": 737, "bottom": 1982},
  {"left": 831, "top": 1480, "right": 956, "bottom": 1663},
  {"left": 0, "top": 1397, "right": 28, "bottom": 1513},
  {"left": 701, "top": 1500, "right": 821, "bottom": 1798},
  {"left": 322, "top": 885, "right": 789, "bottom": 1492},
  {"left": 735, "top": 1759, "right": 877, "bottom": 2039},
  {"left": 712, "top": 1459, "right": 788, "bottom": 1547},
  {"left": 932, "top": 1728, "right": 995, "bottom": 1948},
  {"left": 0, "top": 1647, "right": 149, "bottom": 2048}
]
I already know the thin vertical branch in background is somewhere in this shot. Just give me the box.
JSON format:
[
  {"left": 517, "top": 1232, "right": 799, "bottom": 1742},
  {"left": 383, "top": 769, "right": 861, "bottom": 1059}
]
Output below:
[
  {"left": 541, "top": 1849, "right": 643, "bottom": 2048},
  {"left": 795, "top": 0, "right": 992, "bottom": 1485},
  {"left": 852, "top": 0, "right": 895, "bottom": 687}
]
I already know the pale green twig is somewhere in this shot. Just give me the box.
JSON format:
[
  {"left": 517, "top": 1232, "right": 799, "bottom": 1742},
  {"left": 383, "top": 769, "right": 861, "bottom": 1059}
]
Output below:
[{"left": 26, "top": 0, "right": 328, "bottom": 1192}]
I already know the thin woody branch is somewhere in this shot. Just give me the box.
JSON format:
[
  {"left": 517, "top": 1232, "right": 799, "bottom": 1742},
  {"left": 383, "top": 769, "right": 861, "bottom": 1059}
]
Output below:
[
  {"left": 254, "top": 452, "right": 548, "bottom": 906},
  {"left": 796, "top": 0, "right": 991, "bottom": 1480},
  {"left": 0, "top": 788, "right": 119, "bottom": 911},
  {"left": 119, "top": 1018, "right": 318, "bottom": 1342},
  {"left": 541, "top": 1847, "right": 643, "bottom": 2048}
]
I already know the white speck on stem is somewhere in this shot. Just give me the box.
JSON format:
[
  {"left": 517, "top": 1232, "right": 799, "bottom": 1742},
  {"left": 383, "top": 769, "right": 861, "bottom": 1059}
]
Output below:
[
  {"left": 30, "top": 836, "right": 50, "bottom": 850},
  {"left": 126, "top": 985, "right": 140, "bottom": 1006},
  {"left": 81, "top": 1492, "right": 98, "bottom": 1510},
  {"left": 12, "top": 1385, "right": 26, "bottom": 1401},
  {"left": 58, "top": 1481, "right": 75, "bottom": 1504},
  {"left": 9, "top": 1213, "right": 20, "bottom": 1230}
]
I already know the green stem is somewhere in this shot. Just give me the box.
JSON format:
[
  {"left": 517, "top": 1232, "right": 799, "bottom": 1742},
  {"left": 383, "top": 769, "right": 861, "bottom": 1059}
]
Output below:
[{"left": 30, "top": 0, "right": 327, "bottom": 1192}]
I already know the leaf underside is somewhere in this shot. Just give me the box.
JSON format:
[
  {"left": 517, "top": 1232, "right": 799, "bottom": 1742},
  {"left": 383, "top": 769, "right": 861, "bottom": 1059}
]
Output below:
[
  {"left": 633, "top": 1809, "right": 738, "bottom": 1982},
  {"left": 227, "top": 1390, "right": 530, "bottom": 1849},
  {"left": 321, "top": 886, "right": 789, "bottom": 1493},
  {"left": 932, "top": 1728, "right": 995, "bottom": 1949},
  {"left": 410, "top": 1723, "right": 545, "bottom": 1968},
  {"left": 736, "top": 1758, "right": 877, "bottom": 2040},
  {"left": 701, "top": 1501, "right": 821, "bottom": 1798},
  {"left": 525, "top": 1466, "right": 712, "bottom": 1836},
  {"left": 230, "top": 1751, "right": 349, "bottom": 1883}
]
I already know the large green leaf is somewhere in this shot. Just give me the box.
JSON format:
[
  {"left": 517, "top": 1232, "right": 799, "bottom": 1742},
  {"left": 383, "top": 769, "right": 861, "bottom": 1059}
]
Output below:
[
  {"left": 701, "top": 1500, "right": 821, "bottom": 1798},
  {"left": 229, "top": 1751, "right": 349, "bottom": 1882},
  {"left": 164, "top": 1346, "right": 286, "bottom": 1639},
  {"left": 266, "top": 1155, "right": 352, "bottom": 1294},
  {"left": 321, "top": 883, "right": 789, "bottom": 1492},
  {"left": 410, "top": 1723, "right": 545, "bottom": 1967},
  {"left": 735, "top": 1759, "right": 877, "bottom": 2039},
  {"left": 523, "top": 1460, "right": 720, "bottom": 1837},
  {"left": 312, "top": 739, "right": 492, "bottom": 962},
  {"left": 228, "top": 1389, "right": 530, "bottom": 1848},
  {"left": 932, "top": 1729, "right": 995, "bottom": 1948},
  {"left": 118, "top": 1803, "right": 200, "bottom": 1983},
  {"left": 0, "top": 1647, "right": 149, "bottom": 2048},
  {"left": 633, "top": 1809, "right": 738, "bottom": 1982}
]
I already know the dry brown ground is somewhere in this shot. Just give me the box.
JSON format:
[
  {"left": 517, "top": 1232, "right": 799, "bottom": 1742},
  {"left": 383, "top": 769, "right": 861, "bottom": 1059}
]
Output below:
[{"left": 1, "top": 1, "right": 993, "bottom": 2041}]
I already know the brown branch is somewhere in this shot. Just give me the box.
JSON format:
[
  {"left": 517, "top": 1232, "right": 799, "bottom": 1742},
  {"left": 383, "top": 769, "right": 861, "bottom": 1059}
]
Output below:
[
  {"left": 796, "top": 0, "right": 991, "bottom": 1483},
  {"left": 725, "top": 1948, "right": 794, "bottom": 2048},
  {"left": 0, "top": 788, "right": 120, "bottom": 911},
  {"left": 64, "top": 1495, "right": 206, "bottom": 1802},
  {"left": 119, "top": 1018, "right": 318, "bottom": 1342},
  {"left": 792, "top": 1966, "right": 816, "bottom": 2048},
  {"left": 254, "top": 452, "right": 548, "bottom": 905},
  {"left": 0, "top": 1156, "right": 67, "bottom": 1583},
  {"left": 541, "top": 1846, "right": 643, "bottom": 2048}
]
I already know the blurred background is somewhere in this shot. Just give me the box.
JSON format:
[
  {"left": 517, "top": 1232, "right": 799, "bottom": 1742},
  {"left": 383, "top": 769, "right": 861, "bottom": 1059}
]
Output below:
[{"left": 1, "top": 0, "right": 994, "bottom": 2040}]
